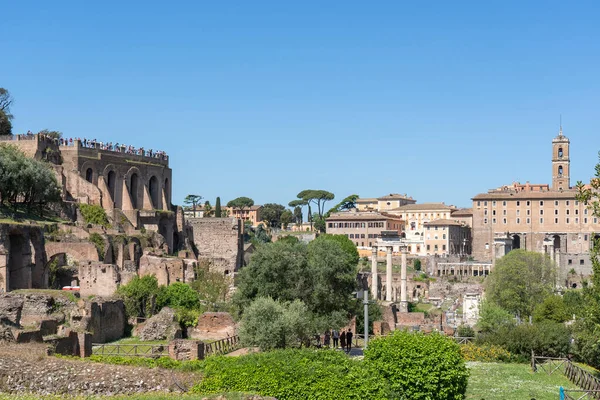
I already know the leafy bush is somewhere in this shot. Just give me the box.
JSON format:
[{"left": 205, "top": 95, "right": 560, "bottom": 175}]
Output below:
[
  {"left": 533, "top": 295, "right": 570, "bottom": 323},
  {"left": 117, "top": 275, "right": 161, "bottom": 319},
  {"left": 157, "top": 282, "right": 200, "bottom": 310},
  {"left": 192, "top": 349, "right": 390, "bottom": 399},
  {"left": 460, "top": 343, "right": 513, "bottom": 362},
  {"left": 456, "top": 324, "right": 475, "bottom": 338},
  {"left": 79, "top": 203, "right": 110, "bottom": 227},
  {"left": 478, "top": 321, "right": 571, "bottom": 359},
  {"left": 364, "top": 331, "right": 469, "bottom": 400},
  {"left": 414, "top": 259, "right": 422, "bottom": 271},
  {"left": 89, "top": 233, "right": 106, "bottom": 260},
  {"left": 238, "top": 297, "right": 313, "bottom": 351}
]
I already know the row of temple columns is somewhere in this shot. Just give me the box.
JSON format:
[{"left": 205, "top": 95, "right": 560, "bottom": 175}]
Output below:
[{"left": 371, "top": 245, "right": 408, "bottom": 312}]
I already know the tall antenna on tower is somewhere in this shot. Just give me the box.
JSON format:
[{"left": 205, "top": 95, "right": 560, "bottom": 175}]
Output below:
[{"left": 559, "top": 114, "right": 563, "bottom": 136}]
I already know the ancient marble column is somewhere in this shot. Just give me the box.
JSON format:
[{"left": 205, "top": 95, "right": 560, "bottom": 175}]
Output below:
[
  {"left": 399, "top": 246, "right": 408, "bottom": 313},
  {"left": 386, "top": 246, "right": 393, "bottom": 302},
  {"left": 371, "top": 247, "right": 378, "bottom": 300}
]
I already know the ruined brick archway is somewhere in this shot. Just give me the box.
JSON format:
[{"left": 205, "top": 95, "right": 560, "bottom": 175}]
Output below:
[
  {"left": 45, "top": 242, "right": 100, "bottom": 264},
  {"left": 123, "top": 167, "right": 143, "bottom": 210},
  {"left": 80, "top": 160, "right": 97, "bottom": 185}
]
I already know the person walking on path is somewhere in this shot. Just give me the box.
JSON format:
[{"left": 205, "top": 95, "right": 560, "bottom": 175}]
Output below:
[
  {"left": 346, "top": 329, "right": 353, "bottom": 353},
  {"left": 340, "top": 330, "right": 346, "bottom": 350},
  {"left": 332, "top": 329, "right": 339, "bottom": 348},
  {"left": 324, "top": 331, "right": 331, "bottom": 348}
]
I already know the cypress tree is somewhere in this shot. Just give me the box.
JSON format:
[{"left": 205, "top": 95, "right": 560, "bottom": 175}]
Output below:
[{"left": 215, "top": 197, "right": 222, "bottom": 217}]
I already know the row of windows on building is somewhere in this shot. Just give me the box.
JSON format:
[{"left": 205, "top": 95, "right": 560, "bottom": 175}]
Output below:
[
  {"left": 485, "top": 208, "right": 588, "bottom": 216},
  {"left": 346, "top": 233, "right": 381, "bottom": 239},
  {"left": 478, "top": 200, "right": 581, "bottom": 207},
  {"left": 484, "top": 217, "right": 599, "bottom": 226},
  {"left": 328, "top": 222, "right": 387, "bottom": 228}
]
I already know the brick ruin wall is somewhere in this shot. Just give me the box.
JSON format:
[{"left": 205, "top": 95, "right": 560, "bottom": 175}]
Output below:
[{"left": 188, "top": 218, "right": 243, "bottom": 274}]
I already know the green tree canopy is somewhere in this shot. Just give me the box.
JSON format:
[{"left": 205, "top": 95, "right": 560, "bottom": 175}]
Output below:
[
  {"left": 280, "top": 209, "right": 293, "bottom": 229},
  {"left": 116, "top": 275, "right": 161, "bottom": 319},
  {"left": 533, "top": 295, "right": 570, "bottom": 323},
  {"left": 0, "top": 144, "right": 61, "bottom": 211},
  {"left": 261, "top": 203, "right": 286, "bottom": 227},
  {"left": 215, "top": 196, "right": 222, "bottom": 217},
  {"left": 234, "top": 239, "right": 356, "bottom": 324},
  {"left": 485, "top": 249, "right": 557, "bottom": 318},
  {"left": 37, "top": 129, "right": 62, "bottom": 139},
  {"left": 184, "top": 194, "right": 203, "bottom": 212},
  {"left": 227, "top": 196, "right": 254, "bottom": 210},
  {"left": 313, "top": 234, "right": 359, "bottom": 266},
  {"left": 292, "top": 206, "right": 303, "bottom": 225},
  {"left": 0, "top": 109, "right": 11, "bottom": 136},
  {"left": 295, "top": 189, "right": 335, "bottom": 218},
  {"left": 327, "top": 194, "right": 359, "bottom": 215}
]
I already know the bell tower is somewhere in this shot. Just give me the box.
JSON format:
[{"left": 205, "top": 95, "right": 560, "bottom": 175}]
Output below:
[{"left": 551, "top": 125, "right": 570, "bottom": 191}]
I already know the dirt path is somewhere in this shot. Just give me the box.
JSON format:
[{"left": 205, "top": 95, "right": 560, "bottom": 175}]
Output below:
[{"left": 0, "top": 344, "right": 198, "bottom": 396}]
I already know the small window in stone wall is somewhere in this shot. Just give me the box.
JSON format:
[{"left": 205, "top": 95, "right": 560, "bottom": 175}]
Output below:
[
  {"left": 581, "top": 259, "right": 585, "bottom": 265},
  {"left": 568, "top": 259, "right": 573, "bottom": 265}
]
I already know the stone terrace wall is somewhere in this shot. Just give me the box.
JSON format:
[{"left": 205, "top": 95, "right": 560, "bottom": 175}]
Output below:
[{"left": 188, "top": 218, "right": 243, "bottom": 274}]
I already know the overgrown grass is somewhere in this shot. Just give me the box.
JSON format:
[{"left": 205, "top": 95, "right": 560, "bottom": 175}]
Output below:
[{"left": 466, "top": 361, "right": 578, "bottom": 399}]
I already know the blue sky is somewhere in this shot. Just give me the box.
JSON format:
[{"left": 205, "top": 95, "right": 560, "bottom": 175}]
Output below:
[{"left": 2, "top": 1, "right": 600, "bottom": 209}]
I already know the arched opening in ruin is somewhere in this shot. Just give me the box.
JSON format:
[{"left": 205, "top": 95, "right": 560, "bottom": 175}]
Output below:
[
  {"left": 164, "top": 178, "right": 170, "bottom": 209},
  {"left": 512, "top": 234, "right": 521, "bottom": 250},
  {"left": 553, "top": 234, "right": 561, "bottom": 252},
  {"left": 572, "top": 283, "right": 578, "bottom": 289},
  {"left": 130, "top": 173, "right": 139, "bottom": 209},
  {"left": 85, "top": 168, "right": 93, "bottom": 183},
  {"left": 107, "top": 170, "right": 117, "bottom": 202},
  {"left": 149, "top": 176, "right": 159, "bottom": 209},
  {"left": 8, "top": 233, "right": 30, "bottom": 290},
  {"left": 46, "top": 253, "right": 79, "bottom": 289}
]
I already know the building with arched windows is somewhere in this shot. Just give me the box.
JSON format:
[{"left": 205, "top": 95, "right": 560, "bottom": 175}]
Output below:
[{"left": 471, "top": 127, "right": 600, "bottom": 287}]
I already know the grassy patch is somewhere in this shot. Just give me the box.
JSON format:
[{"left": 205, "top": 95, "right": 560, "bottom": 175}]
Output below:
[{"left": 466, "top": 362, "right": 578, "bottom": 399}]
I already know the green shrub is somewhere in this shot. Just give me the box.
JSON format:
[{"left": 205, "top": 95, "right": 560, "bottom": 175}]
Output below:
[
  {"left": 238, "top": 297, "right": 313, "bottom": 351},
  {"left": 460, "top": 343, "right": 514, "bottom": 362},
  {"left": 117, "top": 275, "right": 161, "bottom": 319},
  {"left": 157, "top": 282, "right": 200, "bottom": 310},
  {"left": 79, "top": 204, "right": 110, "bottom": 227},
  {"left": 89, "top": 233, "right": 105, "bottom": 260},
  {"left": 364, "top": 331, "right": 469, "bottom": 400},
  {"left": 478, "top": 321, "right": 571, "bottom": 359},
  {"left": 414, "top": 259, "right": 422, "bottom": 271},
  {"left": 192, "top": 349, "right": 390, "bottom": 399}
]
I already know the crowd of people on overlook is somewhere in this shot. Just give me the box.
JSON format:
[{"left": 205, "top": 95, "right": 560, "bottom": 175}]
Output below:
[
  {"left": 315, "top": 329, "right": 354, "bottom": 353},
  {"left": 12, "top": 130, "right": 168, "bottom": 160}
]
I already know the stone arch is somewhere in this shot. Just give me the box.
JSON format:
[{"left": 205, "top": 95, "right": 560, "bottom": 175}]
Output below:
[
  {"left": 7, "top": 233, "right": 30, "bottom": 290},
  {"left": 164, "top": 177, "right": 170, "bottom": 209},
  {"left": 149, "top": 176, "right": 159, "bottom": 209},
  {"left": 102, "top": 164, "right": 119, "bottom": 204},
  {"left": 512, "top": 234, "right": 521, "bottom": 250},
  {"left": 558, "top": 147, "right": 563, "bottom": 158},
  {"left": 553, "top": 234, "right": 561, "bottom": 252},
  {"left": 80, "top": 161, "right": 97, "bottom": 185},
  {"left": 124, "top": 167, "right": 143, "bottom": 210},
  {"left": 45, "top": 242, "right": 100, "bottom": 264}
]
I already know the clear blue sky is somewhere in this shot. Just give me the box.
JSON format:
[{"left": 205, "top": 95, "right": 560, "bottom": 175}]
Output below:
[{"left": 2, "top": 1, "right": 600, "bottom": 209}]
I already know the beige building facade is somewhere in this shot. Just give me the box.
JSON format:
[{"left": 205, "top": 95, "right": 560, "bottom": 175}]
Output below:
[
  {"left": 423, "top": 219, "right": 472, "bottom": 257},
  {"left": 224, "top": 205, "right": 263, "bottom": 226},
  {"left": 326, "top": 211, "right": 404, "bottom": 248},
  {"left": 356, "top": 193, "right": 416, "bottom": 212},
  {"left": 471, "top": 128, "right": 600, "bottom": 287},
  {"left": 386, "top": 203, "right": 459, "bottom": 256}
]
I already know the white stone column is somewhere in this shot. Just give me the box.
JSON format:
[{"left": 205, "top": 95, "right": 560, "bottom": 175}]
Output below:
[
  {"left": 371, "top": 247, "right": 378, "bottom": 300},
  {"left": 548, "top": 244, "right": 555, "bottom": 261},
  {"left": 386, "top": 246, "right": 393, "bottom": 302},
  {"left": 399, "top": 246, "right": 408, "bottom": 313}
]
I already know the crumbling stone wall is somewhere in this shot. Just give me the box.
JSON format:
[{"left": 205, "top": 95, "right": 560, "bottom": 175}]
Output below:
[
  {"left": 0, "top": 224, "right": 48, "bottom": 292},
  {"left": 188, "top": 312, "right": 236, "bottom": 340},
  {"left": 188, "top": 218, "right": 243, "bottom": 274},
  {"left": 70, "top": 298, "right": 126, "bottom": 343},
  {"left": 79, "top": 263, "right": 121, "bottom": 297},
  {"left": 138, "top": 254, "right": 192, "bottom": 286}
]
